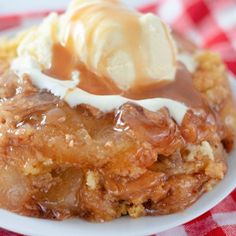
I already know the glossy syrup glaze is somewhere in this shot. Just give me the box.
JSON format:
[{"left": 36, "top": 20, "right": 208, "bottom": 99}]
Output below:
[
  {"left": 0, "top": 68, "right": 228, "bottom": 221},
  {"left": 0, "top": 35, "right": 234, "bottom": 221},
  {"left": 45, "top": 43, "right": 206, "bottom": 110},
  {"left": 45, "top": 44, "right": 120, "bottom": 95}
]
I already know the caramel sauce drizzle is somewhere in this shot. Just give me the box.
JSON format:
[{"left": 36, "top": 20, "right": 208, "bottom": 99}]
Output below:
[
  {"left": 44, "top": 44, "right": 120, "bottom": 95},
  {"left": 44, "top": 44, "right": 206, "bottom": 110}
]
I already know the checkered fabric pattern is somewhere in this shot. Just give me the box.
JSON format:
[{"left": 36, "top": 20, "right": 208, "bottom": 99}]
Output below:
[
  {"left": 0, "top": 0, "right": 236, "bottom": 235},
  {"left": 157, "top": 190, "right": 236, "bottom": 236}
]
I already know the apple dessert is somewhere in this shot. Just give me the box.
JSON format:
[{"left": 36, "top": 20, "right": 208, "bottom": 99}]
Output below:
[{"left": 0, "top": 0, "right": 235, "bottom": 222}]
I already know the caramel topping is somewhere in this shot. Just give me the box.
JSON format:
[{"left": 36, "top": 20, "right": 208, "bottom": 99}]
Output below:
[
  {"left": 45, "top": 44, "right": 206, "bottom": 110},
  {"left": 125, "top": 65, "right": 205, "bottom": 108},
  {"left": 44, "top": 44, "right": 120, "bottom": 95},
  {"left": 45, "top": 44, "right": 75, "bottom": 81}
]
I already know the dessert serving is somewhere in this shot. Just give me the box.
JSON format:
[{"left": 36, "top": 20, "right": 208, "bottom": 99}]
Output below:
[{"left": 0, "top": 0, "right": 236, "bottom": 222}]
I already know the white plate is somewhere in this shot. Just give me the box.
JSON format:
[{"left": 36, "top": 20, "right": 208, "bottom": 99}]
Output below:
[{"left": 0, "top": 16, "right": 236, "bottom": 236}]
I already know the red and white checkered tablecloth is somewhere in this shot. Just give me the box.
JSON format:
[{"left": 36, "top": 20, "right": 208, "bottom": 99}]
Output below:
[{"left": 0, "top": 0, "right": 235, "bottom": 235}]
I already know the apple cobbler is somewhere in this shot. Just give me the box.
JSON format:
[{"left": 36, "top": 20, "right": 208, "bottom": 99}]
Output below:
[{"left": 0, "top": 0, "right": 236, "bottom": 222}]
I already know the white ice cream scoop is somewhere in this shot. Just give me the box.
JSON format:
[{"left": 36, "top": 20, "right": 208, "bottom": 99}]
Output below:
[
  {"left": 59, "top": 0, "right": 178, "bottom": 90},
  {"left": 12, "top": 0, "right": 187, "bottom": 124}
]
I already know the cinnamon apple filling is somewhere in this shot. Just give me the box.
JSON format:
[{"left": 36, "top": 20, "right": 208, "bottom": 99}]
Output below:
[{"left": 0, "top": 0, "right": 235, "bottom": 222}]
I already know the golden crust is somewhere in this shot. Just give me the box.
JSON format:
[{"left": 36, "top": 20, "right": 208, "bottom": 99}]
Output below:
[{"left": 193, "top": 52, "right": 236, "bottom": 150}]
